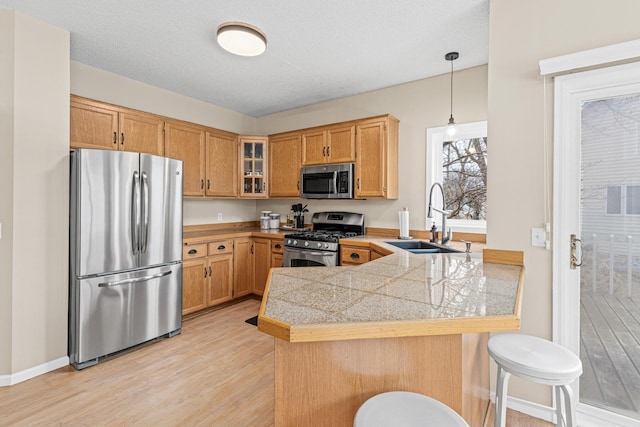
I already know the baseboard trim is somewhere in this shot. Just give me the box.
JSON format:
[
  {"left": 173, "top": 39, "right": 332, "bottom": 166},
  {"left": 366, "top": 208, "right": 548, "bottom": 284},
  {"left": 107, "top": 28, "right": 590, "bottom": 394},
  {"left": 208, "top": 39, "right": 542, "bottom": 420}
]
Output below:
[
  {"left": 489, "top": 392, "right": 556, "bottom": 424},
  {"left": 0, "top": 356, "right": 69, "bottom": 387}
]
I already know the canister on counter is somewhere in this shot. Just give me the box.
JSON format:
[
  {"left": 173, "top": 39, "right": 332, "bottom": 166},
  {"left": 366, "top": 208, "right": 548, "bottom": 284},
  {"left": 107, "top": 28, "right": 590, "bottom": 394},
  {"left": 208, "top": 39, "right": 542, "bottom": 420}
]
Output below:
[
  {"left": 260, "top": 216, "right": 270, "bottom": 229},
  {"left": 269, "top": 213, "right": 280, "bottom": 229}
]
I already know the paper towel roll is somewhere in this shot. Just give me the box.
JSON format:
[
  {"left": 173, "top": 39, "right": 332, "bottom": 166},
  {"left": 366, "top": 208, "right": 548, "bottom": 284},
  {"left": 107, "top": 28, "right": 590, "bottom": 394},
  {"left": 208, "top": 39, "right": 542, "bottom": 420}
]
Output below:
[{"left": 399, "top": 208, "right": 410, "bottom": 238}]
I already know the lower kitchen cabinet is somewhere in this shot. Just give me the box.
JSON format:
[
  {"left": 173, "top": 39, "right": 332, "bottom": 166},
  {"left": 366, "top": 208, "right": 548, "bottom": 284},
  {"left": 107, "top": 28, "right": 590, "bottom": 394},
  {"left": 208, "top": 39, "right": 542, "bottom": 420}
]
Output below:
[
  {"left": 206, "top": 240, "right": 234, "bottom": 306},
  {"left": 182, "top": 258, "right": 208, "bottom": 315},
  {"left": 340, "top": 245, "right": 371, "bottom": 266},
  {"left": 271, "top": 239, "right": 284, "bottom": 268},
  {"left": 253, "top": 238, "right": 271, "bottom": 296},
  {"left": 234, "top": 238, "right": 253, "bottom": 298}
]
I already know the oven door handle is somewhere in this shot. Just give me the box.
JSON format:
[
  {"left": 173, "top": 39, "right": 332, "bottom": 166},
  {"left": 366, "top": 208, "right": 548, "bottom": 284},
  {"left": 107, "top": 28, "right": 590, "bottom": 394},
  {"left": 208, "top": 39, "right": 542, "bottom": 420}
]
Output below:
[{"left": 285, "top": 248, "right": 335, "bottom": 257}]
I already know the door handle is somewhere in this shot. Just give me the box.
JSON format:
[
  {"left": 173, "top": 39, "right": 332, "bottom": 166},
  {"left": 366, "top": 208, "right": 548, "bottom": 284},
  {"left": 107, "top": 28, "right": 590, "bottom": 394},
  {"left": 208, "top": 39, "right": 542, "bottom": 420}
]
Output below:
[
  {"left": 99, "top": 270, "right": 172, "bottom": 287},
  {"left": 570, "top": 234, "right": 583, "bottom": 269},
  {"left": 131, "top": 171, "right": 140, "bottom": 255},
  {"left": 140, "top": 171, "right": 149, "bottom": 254}
]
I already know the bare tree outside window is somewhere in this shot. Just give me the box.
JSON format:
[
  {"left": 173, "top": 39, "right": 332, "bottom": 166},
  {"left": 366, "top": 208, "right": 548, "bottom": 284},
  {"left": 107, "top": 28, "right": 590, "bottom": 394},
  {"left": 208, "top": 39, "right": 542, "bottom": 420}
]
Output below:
[{"left": 442, "top": 137, "right": 487, "bottom": 220}]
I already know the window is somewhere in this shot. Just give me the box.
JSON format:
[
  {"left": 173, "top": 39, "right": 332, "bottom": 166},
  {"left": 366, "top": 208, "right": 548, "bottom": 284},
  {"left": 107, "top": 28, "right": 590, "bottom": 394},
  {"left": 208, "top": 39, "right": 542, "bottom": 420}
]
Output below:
[
  {"left": 426, "top": 121, "right": 487, "bottom": 233},
  {"left": 606, "top": 184, "right": 640, "bottom": 215}
]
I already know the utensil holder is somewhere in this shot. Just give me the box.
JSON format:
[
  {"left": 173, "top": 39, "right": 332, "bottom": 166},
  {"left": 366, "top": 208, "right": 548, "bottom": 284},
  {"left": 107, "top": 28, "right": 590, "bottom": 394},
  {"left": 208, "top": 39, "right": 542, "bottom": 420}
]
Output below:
[{"left": 294, "top": 214, "right": 304, "bottom": 229}]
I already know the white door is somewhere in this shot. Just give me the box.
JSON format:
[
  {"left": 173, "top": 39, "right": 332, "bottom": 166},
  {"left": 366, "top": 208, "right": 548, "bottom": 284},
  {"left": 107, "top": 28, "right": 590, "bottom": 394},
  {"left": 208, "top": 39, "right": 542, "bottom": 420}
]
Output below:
[{"left": 554, "top": 61, "right": 640, "bottom": 426}]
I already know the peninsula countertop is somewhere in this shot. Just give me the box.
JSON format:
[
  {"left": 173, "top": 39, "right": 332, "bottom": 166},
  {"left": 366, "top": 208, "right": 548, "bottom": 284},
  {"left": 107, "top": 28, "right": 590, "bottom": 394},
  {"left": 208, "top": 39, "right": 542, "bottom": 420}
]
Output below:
[{"left": 258, "top": 238, "right": 524, "bottom": 342}]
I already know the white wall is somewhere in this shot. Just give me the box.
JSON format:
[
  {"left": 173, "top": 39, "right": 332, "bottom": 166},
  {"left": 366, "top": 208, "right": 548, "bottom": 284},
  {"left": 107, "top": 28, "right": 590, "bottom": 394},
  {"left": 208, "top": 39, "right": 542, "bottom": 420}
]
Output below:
[
  {"left": 488, "top": 0, "right": 640, "bottom": 408},
  {"left": 0, "top": 10, "right": 69, "bottom": 376},
  {"left": 255, "top": 66, "right": 489, "bottom": 230}
]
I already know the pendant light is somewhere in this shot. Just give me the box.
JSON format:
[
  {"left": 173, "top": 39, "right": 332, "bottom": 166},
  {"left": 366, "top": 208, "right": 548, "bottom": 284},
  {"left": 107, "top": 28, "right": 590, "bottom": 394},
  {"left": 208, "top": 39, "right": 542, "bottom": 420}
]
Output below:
[
  {"left": 217, "top": 22, "right": 267, "bottom": 57},
  {"left": 445, "top": 51, "right": 459, "bottom": 138}
]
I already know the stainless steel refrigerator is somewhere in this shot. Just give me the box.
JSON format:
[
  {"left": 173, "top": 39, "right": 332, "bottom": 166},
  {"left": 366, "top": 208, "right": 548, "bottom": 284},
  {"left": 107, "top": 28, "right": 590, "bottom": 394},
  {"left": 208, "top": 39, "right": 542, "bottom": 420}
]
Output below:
[{"left": 69, "top": 149, "right": 183, "bottom": 369}]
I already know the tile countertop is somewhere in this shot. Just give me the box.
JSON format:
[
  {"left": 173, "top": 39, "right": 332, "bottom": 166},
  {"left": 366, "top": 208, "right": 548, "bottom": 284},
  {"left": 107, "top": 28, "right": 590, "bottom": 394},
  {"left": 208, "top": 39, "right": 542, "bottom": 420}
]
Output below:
[{"left": 258, "top": 238, "right": 524, "bottom": 343}]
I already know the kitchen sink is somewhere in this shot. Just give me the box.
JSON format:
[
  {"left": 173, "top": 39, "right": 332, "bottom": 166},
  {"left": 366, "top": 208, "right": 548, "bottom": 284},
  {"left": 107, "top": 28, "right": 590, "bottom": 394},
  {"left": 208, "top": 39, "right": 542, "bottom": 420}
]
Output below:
[{"left": 385, "top": 240, "right": 461, "bottom": 254}]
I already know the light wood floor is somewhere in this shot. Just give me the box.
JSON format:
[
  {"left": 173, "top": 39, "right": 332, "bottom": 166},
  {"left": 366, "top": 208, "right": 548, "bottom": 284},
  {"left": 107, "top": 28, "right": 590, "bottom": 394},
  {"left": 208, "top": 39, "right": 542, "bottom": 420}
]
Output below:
[{"left": 0, "top": 299, "right": 551, "bottom": 426}]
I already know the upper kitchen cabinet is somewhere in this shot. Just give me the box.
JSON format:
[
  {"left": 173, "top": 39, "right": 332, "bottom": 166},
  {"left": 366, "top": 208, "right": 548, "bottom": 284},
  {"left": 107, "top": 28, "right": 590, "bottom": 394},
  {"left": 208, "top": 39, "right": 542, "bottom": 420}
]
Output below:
[
  {"left": 239, "top": 135, "right": 268, "bottom": 198},
  {"left": 164, "top": 120, "right": 205, "bottom": 197},
  {"left": 301, "top": 125, "right": 355, "bottom": 166},
  {"left": 70, "top": 97, "right": 118, "bottom": 150},
  {"left": 269, "top": 132, "right": 301, "bottom": 198},
  {"left": 355, "top": 115, "right": 399, "bottom": 199},
  {"left": 70, "top": 96, "right": 164, "bottom": 156},
  {"left": 206, "top": 130, "right": 238, "bottom": 198}
]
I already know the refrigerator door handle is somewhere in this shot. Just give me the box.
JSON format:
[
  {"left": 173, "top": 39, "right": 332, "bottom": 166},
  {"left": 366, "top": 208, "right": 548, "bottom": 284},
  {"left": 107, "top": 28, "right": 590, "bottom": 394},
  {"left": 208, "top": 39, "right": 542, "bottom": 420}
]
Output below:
[
  {"left": 98, "top": 270, "right": 172, "bottom": 288},
  {"left": 141, "top": 171, "right": 149, "bottom": 254},
  {"left": 132, "top": 171, "right": 140, "bottom": 255}
]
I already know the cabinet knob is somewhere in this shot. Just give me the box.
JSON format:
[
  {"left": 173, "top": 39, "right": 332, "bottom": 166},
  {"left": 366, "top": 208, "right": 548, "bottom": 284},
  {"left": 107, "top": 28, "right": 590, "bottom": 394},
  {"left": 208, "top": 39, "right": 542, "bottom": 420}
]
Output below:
[
  {"left": 350, "top": 252, "right": 360, "bottom": 259},
  {"left": 217, "top": 245, "right": 226, "bottom": 250},
  {"left": 188, "top": 249, "right": 198, "bottom": 255},
  {"left": 275, "top": 244, "right": 281, "bottom": 249}
]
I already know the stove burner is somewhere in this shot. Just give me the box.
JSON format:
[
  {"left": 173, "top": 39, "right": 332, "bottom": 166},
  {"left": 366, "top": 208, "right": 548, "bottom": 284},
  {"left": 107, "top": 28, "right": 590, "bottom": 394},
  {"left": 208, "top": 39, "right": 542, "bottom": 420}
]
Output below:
[{"left": 284, "top": 231, "right": 359, "bottom": 243}]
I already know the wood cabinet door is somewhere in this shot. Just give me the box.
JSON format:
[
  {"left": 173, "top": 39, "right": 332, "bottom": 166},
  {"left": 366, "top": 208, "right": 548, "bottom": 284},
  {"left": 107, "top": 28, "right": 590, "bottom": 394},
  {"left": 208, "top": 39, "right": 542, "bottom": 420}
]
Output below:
[
  {"left": 207, "top": 254, "right": 234, "bottom": 306},
  {"left": 233, "top": 238, "right": 253, "bottom": 298},
  {"left": 301, "top": 130, "right": 327, "bottom": 165},
  {"left": 70, "top": 99, "right": 119, "bottom": 150},
  {"left": 238, "top": 136, "right": 268, "bottom": 198},
  {"left": 182, "top": 258, "right": 207, "bottom": 315},
  {"left": 118, "top": 110, "right": 164, "bottom": 156},
  {"left": 327, "top": 125, "right": 356, "bottom": 163},
  {"left": 355, "top": 120, "right": 386, "bottom": 198},
  {"left": 253, "top": 238, "right": 271, "bottom": 296},
  {"left": 271, "top": 253, "right": 283, "bottom": 268},
  {"left": 165, "top": 121, "right": 205, "bottom": 197},
  {"left": 269, "top": 134, "right": 301, "bottom": 197},
  {"left": 205, "top": 131, "right": 238, "bottom": 197}
]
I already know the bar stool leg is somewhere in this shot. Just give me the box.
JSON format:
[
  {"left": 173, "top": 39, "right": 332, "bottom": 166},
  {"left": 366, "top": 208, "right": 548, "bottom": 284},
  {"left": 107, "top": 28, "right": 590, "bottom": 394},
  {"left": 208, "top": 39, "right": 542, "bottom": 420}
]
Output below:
[
  {"left": 554, "top": 385, "right": 564, "bottom": 426},
  {"left": 494, "top": 365, "right": 510, "bottom": 427},
  {"left": 559, "top": 384, "right": 577, "bottom": 427}
]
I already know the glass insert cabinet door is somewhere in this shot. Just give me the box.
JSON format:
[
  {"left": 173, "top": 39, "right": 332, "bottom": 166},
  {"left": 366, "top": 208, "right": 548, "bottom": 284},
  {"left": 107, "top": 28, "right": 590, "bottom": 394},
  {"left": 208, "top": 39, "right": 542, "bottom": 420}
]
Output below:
[{"left": 239, "top": 136, "right": 268, "bottom": 198}]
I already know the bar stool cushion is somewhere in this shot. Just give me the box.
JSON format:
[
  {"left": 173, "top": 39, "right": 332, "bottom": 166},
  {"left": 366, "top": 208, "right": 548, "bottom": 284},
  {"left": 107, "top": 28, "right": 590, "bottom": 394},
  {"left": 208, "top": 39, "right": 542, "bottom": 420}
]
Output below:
[
  {"left": 353, "top": 391, "right": 469, "bottom": 427},
  {"left": 488, "top": 334, "right": 583, "bottom": 384}
]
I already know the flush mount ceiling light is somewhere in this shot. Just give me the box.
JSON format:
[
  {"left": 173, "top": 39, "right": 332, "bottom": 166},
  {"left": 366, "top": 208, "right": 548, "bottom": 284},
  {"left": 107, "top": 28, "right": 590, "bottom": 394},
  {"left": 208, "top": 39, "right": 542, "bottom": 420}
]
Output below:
[
  {"left": 445, "top": 51, "right": 459, "bottom": 138},
  {"left": 217, "top": 22, "right": 267, "bottom": 57}
]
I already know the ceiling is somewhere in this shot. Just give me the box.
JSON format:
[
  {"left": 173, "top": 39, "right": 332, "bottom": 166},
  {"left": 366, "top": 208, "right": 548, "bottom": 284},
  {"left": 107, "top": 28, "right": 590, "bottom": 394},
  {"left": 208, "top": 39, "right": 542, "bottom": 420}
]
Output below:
[{"left": 0, "top": 0, "right": 489, "bottom": 117}]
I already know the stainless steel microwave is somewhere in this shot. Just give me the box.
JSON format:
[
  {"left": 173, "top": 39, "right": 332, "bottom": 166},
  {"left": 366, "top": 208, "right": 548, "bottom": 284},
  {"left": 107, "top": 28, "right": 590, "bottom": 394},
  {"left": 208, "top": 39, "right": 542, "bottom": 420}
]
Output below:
[{"left": 300, "top": 163, "right": 354, "bottom": 199}]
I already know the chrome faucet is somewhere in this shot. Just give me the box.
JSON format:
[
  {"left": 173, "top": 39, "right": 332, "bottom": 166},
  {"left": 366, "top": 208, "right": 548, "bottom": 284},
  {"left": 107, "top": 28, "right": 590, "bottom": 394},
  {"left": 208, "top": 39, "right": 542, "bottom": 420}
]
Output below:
[{"left": 427, "top": 182, "right": 451, "bottom": 245}]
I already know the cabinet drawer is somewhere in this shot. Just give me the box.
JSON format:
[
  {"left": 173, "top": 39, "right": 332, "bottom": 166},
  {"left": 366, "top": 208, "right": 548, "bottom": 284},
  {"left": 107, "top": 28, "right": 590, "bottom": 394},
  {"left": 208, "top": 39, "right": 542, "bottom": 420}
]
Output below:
[
  {"left": 208, "top": 240, "right": 234, "bottom": 256},
  {"left": 271, "top": 239, "right": 284, "bottom": 254},
  {"left": 183, "top": 243, "right": 207, "bottom": 260},
  {"left": 340, "top": 247, "right": 370, "bottom": 265}
]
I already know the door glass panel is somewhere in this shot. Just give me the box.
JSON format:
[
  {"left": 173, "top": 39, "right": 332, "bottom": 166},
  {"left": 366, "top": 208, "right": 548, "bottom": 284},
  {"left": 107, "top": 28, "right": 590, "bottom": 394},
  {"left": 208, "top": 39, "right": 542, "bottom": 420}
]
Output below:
[
  {"left": 244, "top": 142, "right": 252, "bottom": 158},
  {"left": 255, "top": 143, "right": 263, "bottom": 159},
  {"left": 580, "top": 94, "right": 640, "bottom": 420}
]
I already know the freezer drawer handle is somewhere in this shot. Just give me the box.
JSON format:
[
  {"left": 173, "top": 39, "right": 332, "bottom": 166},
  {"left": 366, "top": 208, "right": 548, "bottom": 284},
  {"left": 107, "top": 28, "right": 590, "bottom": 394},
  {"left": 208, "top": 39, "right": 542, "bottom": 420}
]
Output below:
[{"left": 98, "top": 270, "right": 172, "bottom": 288}]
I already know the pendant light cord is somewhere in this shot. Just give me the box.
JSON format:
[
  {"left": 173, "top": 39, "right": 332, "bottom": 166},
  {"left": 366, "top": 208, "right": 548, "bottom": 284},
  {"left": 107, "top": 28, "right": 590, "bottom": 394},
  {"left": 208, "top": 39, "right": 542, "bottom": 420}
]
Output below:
[{"left": 450, "top": 58, "right": 454, "bottom": 119}]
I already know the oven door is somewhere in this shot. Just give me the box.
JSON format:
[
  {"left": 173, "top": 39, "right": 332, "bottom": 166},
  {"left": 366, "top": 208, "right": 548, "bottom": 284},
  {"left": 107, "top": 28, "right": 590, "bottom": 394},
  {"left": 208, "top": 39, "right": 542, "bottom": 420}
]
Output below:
[{"left": 283, "top": 246, "right": 338, "bottom": 267}]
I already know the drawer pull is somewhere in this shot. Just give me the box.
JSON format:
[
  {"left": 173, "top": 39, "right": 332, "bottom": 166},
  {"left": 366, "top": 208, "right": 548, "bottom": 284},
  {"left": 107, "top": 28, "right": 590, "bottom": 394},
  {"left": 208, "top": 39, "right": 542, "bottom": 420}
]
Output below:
[
  {"left": 188, "top": 249, "right": 198, "bottom": 255},
  {"left": 217, "top": 245, "right": 226, "bottom": 250},
  {"left": 274, "top": 244, "right": 282, "bottom": 249},
  {"left": 350, "top": 253, "right": 360, "bottom": 259}
]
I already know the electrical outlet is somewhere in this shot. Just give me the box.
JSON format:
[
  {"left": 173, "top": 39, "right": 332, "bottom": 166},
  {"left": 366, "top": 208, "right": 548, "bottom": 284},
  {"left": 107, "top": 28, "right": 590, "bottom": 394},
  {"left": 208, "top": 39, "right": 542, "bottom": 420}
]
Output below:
[
  {"left": 217, "top": 213, "right": 223, "bottom": 222},
  {"left": 531, "top": 227, "right": 546, "bottom": 247}
]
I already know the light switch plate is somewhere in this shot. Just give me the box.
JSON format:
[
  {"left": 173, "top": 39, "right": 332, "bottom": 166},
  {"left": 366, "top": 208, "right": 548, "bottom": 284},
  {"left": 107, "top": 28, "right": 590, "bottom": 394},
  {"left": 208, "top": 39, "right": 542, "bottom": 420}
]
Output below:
[
  {"left": 217, "top": 213, "right": 223, "bottom": 222},
  {"left": 531, "top": 227, "right": 546, "bottom": 247}
]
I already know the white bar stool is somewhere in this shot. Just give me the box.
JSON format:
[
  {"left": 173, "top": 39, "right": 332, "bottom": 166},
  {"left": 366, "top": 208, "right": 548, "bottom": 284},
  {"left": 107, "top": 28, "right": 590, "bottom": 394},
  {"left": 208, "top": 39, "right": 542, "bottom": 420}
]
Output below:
[
  {"left": 353, "top": 391, "right": 469, "bottom": 427},
  {"left": 488, "top": 334, "right": 583, "bottom": 427}
]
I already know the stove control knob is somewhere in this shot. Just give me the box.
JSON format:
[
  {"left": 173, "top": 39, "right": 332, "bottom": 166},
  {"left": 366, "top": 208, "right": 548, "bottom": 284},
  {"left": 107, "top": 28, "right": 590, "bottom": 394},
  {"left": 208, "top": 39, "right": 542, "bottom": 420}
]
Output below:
[
  {"left": 293, "top": 240, "right": 298, "bottom": 246},
  {"left": 286, "top": 239, "right": 292, "bottom": 245},
  {"left": 325, "top": 243, "right": 330, "bottom": 249},
  {"left": 304, "top": 241, "right": 310, "bottom": 247},
  {"left": 317, "top": 242, "right": 322, "bottom": 248}
]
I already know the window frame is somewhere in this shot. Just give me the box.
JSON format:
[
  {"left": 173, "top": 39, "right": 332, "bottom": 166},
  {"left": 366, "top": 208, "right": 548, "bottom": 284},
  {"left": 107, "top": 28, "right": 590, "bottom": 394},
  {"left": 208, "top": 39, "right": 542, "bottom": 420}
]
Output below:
[
  {"left": 605, "top": 184, "right": 640, "bottom": 216},
  {"left": 426, "top": 121, "right": 487, "bottom": 233}
]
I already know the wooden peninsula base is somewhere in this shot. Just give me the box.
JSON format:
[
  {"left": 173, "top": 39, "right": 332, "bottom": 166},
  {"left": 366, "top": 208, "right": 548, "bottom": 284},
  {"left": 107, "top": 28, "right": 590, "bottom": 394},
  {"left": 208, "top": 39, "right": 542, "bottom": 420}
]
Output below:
[{"left": 274, "top": 332, "right": 489, "bottom": 427}]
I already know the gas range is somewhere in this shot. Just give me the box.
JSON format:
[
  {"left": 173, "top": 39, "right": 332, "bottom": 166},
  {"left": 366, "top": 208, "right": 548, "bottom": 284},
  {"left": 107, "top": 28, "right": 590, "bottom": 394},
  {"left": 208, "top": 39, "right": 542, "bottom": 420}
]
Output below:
[{"left": 283, "top": 212, "right": 365, "bottom": 267}]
